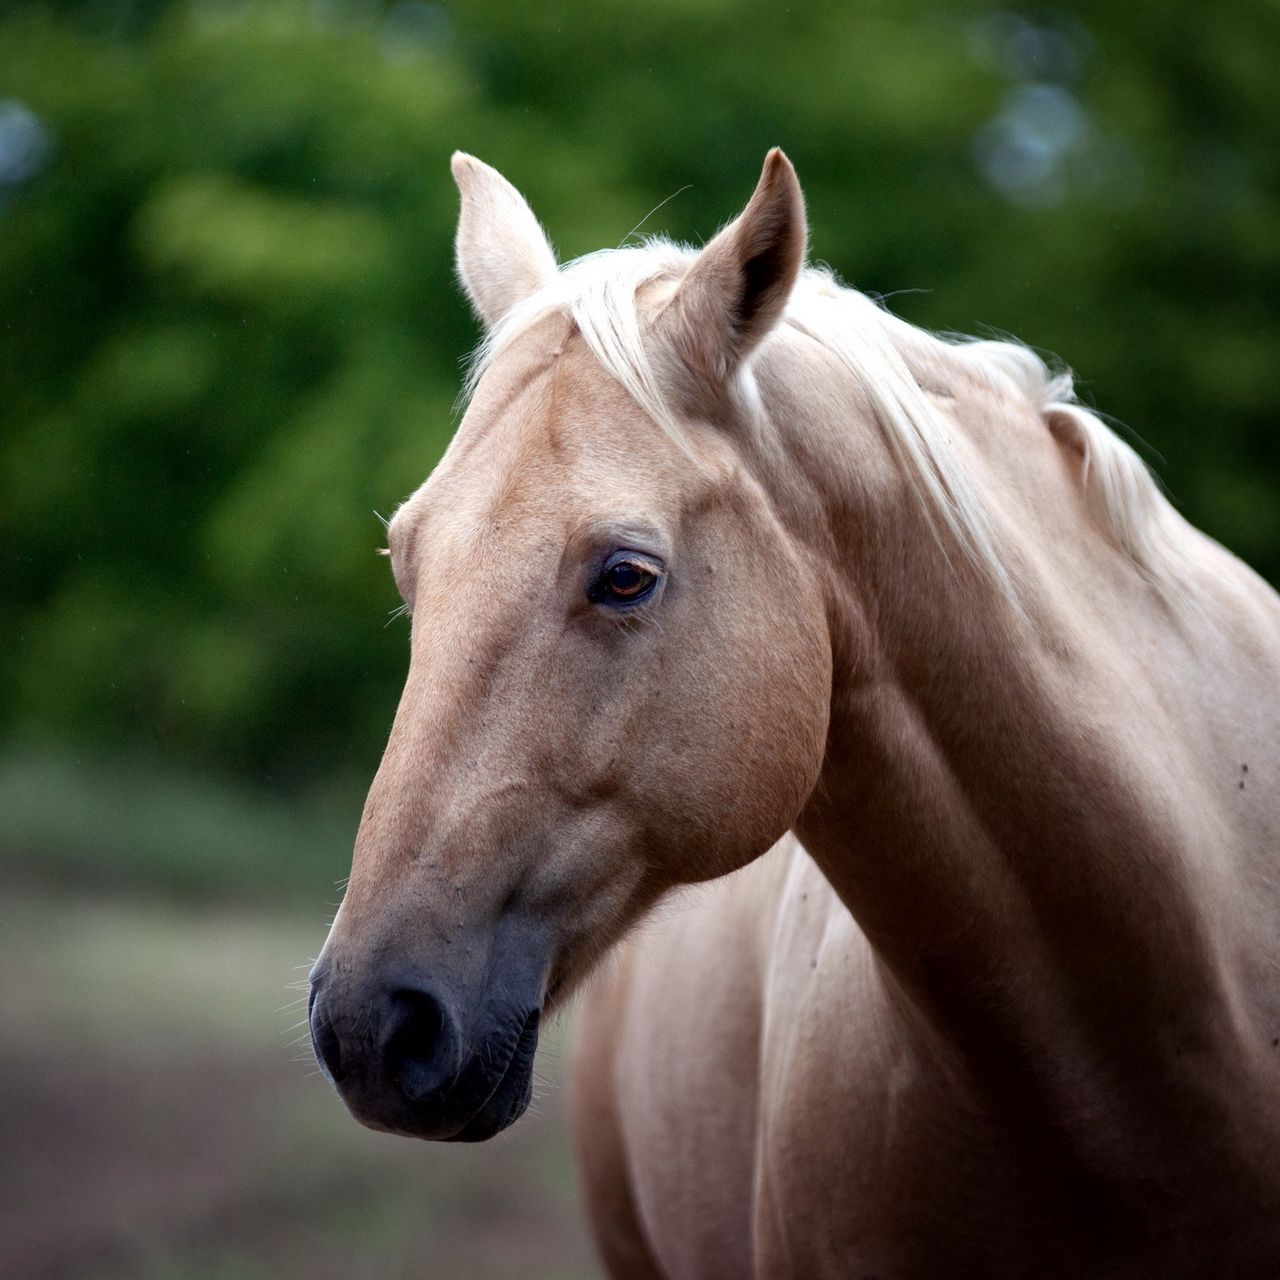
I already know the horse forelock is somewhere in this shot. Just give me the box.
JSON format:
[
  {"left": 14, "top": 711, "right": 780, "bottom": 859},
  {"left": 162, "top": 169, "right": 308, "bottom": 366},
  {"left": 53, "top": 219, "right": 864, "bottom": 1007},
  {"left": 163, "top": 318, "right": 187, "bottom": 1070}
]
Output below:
[{"left": 462, "top": 238, "right": 1177, "bottom": 604}]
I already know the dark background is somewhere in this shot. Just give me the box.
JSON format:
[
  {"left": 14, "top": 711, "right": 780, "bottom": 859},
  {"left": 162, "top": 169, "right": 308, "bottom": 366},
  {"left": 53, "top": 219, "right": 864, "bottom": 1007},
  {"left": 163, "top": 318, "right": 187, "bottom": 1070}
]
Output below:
[{"left": 1, "top": 1, "right": 1277, "bottom": 1276}]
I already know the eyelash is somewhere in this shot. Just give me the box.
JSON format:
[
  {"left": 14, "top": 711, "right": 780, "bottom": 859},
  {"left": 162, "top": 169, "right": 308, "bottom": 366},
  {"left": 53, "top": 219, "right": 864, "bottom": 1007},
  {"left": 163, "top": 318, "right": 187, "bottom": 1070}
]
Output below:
[{"left": 588, "top": 553, "right": 663, "bottom": 607}]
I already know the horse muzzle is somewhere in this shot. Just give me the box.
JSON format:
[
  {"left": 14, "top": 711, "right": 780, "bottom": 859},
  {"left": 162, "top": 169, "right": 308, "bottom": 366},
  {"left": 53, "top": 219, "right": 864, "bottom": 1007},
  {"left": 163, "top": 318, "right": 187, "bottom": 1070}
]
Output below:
[{"left": 308, "top": 969, "right": 542, "bottom": 1142}]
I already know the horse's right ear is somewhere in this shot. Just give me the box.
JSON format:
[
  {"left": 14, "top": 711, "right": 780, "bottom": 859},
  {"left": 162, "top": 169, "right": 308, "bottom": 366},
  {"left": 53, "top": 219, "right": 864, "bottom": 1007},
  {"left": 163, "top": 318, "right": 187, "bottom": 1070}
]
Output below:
[
  {"left": 656, "top": 148, "right": 807, "bottom": 385},
  {"left": 451, "top": 153, "right": 557, "bottom": 330}
]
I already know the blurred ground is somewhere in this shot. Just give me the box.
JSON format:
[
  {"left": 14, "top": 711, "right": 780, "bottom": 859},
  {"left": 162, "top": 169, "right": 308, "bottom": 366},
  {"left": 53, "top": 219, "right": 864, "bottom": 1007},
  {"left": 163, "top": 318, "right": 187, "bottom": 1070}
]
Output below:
[{"left": 0, "top": 889, "right": 599, "bottom": 1280}]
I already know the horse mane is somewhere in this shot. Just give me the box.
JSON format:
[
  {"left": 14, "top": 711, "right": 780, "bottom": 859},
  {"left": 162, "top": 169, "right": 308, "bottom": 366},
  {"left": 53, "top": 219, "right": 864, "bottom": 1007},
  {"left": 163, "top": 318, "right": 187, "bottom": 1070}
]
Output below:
[{"left": 465, "top": 239, "right": 1174, "bottom": 601}]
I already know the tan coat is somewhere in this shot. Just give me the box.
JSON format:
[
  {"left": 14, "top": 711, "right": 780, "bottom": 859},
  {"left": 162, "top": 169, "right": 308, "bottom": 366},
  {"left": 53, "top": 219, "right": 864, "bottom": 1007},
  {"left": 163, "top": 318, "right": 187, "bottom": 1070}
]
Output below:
[{"left": 314, "top": 151, "right": 1280, "bottom": 1277}]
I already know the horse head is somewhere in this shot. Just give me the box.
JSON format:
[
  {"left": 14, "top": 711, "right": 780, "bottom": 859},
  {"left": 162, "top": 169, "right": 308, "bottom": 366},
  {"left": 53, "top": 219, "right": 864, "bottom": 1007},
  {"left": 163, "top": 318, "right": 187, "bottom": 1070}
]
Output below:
[{"left": 309, "top": 151, "right": 832, "bottom": 1140}]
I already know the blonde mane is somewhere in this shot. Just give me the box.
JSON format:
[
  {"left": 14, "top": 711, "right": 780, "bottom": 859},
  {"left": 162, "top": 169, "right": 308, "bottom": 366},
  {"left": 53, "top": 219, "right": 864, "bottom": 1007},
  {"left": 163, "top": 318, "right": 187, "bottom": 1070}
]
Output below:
[{"left": 466, "top": 239, "right": 1173, "bottom": 598}]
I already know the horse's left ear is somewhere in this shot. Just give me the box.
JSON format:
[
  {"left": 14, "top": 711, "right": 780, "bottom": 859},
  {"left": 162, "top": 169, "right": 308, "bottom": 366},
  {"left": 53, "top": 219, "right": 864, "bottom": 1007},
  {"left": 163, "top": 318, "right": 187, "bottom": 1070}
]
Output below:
[
  {"left": 452, "top": 152, "right": 557, "bottom": 329},
  {"left": 657, "top": 148, "right": 807, "bottom": 383}
]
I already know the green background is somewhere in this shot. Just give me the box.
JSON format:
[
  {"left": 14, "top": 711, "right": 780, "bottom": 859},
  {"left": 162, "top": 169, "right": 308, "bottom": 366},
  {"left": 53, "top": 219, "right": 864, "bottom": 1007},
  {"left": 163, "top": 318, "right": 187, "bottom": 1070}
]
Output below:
[{"left": 1, "top": 1, "right": 1277, "bottom": 1275}]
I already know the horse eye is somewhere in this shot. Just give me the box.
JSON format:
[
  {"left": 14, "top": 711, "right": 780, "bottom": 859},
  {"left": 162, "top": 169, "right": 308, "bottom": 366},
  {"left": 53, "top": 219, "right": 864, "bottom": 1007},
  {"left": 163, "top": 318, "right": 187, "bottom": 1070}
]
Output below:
[{"left": 589, "top": 557, "right": 660, "bottom": 606}]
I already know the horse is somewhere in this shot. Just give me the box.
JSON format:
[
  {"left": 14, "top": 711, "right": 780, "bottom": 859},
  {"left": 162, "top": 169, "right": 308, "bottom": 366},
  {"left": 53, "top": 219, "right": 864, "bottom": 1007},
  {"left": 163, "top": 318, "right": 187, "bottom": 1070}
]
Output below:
[{"left": 308, "top": 149, "right": 1280, "bottom": 1277}]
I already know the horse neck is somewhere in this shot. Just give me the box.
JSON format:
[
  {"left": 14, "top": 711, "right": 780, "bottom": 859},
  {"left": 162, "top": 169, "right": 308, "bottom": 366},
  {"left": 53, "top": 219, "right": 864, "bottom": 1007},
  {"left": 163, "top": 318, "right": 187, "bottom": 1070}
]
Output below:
[{"left": 749, "top": 332, "right": 1237, "bottom": 1095}]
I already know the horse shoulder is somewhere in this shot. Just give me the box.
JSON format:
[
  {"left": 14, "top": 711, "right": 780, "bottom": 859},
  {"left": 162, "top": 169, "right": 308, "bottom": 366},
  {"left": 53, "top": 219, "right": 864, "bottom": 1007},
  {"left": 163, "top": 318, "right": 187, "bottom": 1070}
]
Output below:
[{"left": 571, "top": 840, "right": 797, "bottom": 1279}]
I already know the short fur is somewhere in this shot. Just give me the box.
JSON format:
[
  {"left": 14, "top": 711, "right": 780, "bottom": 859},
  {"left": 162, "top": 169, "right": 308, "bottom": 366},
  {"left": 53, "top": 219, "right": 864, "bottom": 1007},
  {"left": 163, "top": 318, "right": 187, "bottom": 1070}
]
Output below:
[{"left": 317, "top": 152, "right": 1280, "bottom": 1278}]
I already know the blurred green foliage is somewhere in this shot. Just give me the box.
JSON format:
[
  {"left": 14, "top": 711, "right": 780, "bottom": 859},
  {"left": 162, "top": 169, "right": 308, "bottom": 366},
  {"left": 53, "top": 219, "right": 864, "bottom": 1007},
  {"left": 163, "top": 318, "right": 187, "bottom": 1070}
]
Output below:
[{"left": 1, "top": 0, "right": 1278, "bottom": 798}]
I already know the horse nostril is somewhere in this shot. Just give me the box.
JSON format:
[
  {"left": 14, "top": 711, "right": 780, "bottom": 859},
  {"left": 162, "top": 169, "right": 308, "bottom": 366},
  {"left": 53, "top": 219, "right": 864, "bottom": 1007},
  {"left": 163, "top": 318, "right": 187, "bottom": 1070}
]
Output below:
[
  {"left": 383, "top": 986, "right": 455, "bottom": 1103},
  {"left": 309, "top": 990, "right": 347, "bottom": 1084}
]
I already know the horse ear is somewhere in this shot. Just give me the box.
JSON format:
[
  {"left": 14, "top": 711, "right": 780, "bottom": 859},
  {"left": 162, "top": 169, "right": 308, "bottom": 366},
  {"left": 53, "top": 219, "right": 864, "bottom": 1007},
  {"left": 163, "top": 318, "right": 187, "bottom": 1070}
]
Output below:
[
  {"left": 658, "top": 148, "right": 807, "bottom": 383},
  {"left": 451, "top": 152, "right": 557, "bottom": 329}
]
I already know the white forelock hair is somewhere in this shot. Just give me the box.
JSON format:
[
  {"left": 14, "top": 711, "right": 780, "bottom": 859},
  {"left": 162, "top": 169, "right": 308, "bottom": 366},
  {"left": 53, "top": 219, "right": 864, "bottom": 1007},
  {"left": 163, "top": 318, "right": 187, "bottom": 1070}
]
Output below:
[{"left": 465, "top": 238, "right": 1174, "bottom": 603}]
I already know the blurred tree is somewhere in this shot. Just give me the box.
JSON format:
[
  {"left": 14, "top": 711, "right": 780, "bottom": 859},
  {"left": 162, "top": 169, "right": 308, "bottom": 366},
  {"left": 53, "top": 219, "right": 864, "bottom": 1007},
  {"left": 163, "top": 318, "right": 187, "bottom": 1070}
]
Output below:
[{"left": 0, "top": 0, "right": 1277, "bottom": 790}]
